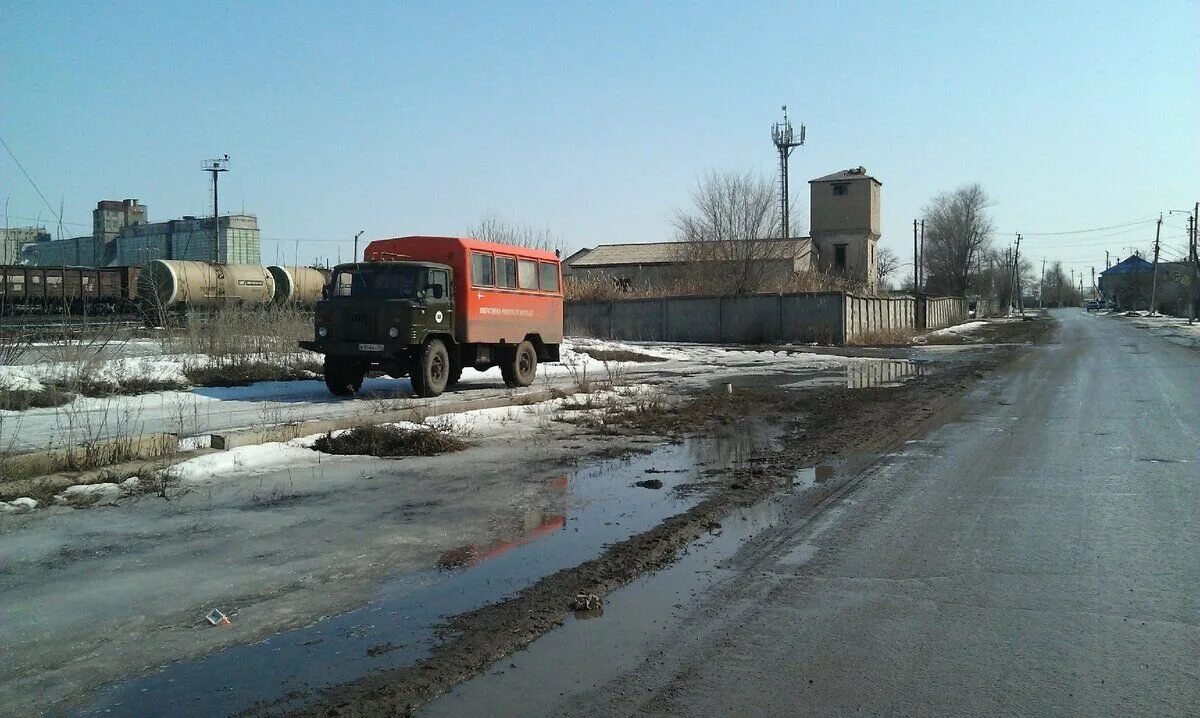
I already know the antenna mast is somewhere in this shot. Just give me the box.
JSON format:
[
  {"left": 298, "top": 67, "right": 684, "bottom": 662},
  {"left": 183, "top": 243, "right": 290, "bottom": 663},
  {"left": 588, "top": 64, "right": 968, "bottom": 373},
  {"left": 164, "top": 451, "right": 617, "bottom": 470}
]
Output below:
[
  {"left": 203, "top": 155, "right": 230, "bottom": 262},
  {"left": 771, "top": 106, "right": 805, "bottom": 241}
]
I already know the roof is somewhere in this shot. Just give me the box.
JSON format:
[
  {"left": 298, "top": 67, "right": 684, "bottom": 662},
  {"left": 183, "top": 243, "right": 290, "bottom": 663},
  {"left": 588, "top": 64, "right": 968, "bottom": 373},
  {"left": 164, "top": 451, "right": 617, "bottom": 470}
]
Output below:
[
  {"left": 366, "top": 235, "right": 561, "bottom": 263},
  {"left": 1099, "top": 255, "right": 1154, "bottom": 276},
  {"left": 566, "top": 238, "right": 811, "bottom": 268},
  {"left": 809, "top": 167, "right": 880, "bottom": 184}
]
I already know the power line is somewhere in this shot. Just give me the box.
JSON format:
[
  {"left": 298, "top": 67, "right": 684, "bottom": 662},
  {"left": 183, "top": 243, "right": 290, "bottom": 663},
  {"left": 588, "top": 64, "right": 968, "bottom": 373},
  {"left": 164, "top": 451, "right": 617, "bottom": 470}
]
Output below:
[
  {"left": 0, "top": 133, "right": 62, "bottom": 223},
  {"left": 1002, "top": 217, "right": 1157, "bottom": 237}
]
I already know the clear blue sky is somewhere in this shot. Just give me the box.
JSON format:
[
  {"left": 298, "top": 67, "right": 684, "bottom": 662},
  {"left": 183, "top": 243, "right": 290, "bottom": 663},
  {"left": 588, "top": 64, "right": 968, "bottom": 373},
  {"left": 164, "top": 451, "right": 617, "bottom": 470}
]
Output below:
[{"left": 3, "top": 0, "right": 1196, "bottom": 278}]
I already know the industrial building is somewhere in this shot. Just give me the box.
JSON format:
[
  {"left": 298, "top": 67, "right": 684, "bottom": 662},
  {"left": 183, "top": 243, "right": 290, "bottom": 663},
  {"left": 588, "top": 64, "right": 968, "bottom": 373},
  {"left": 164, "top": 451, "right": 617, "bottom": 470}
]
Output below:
[
  {"left": 19, "top": 200, "right": 261, "bottom": 267},
  {"left": 1, "top": 226, "right": 51, "bottom": 264},
  {"left": 564, "top": 167, "right": 881, "bottom": 291}
]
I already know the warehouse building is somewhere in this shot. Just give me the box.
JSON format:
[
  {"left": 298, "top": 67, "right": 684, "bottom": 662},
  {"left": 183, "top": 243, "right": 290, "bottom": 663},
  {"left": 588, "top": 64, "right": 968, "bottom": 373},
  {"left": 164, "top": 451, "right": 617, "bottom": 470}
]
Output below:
[
  {"left": 564, "top": 167, "right": 881, "bottom": 291},
  {"left": 0, "top": 226, "right": 51, "bottom": 264},
  {"left": 20, "top": 199, "right": 261, "bottom": 267}
]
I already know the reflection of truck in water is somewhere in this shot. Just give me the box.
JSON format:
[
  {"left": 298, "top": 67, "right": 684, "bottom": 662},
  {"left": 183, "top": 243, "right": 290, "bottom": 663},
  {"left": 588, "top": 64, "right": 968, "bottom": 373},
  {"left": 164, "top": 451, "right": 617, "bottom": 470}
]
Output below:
[{"left": 299, "top": 235, "right": 563, "bottom": 398}]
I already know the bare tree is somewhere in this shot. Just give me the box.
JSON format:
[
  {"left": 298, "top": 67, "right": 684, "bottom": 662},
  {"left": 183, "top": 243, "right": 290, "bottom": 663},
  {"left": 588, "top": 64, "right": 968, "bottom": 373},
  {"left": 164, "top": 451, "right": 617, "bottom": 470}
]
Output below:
[
  {"left": 672, "top": 171, "right": 794, "bottom": 294},
  {"left": 876, "top": 246, "right": 901, "bottom": 287},
  {"left": 467, "top": 213, "right": 563, "bottom": 254},
  {"left": 920, "top": 184, "right": 995, "bottom": 295}
]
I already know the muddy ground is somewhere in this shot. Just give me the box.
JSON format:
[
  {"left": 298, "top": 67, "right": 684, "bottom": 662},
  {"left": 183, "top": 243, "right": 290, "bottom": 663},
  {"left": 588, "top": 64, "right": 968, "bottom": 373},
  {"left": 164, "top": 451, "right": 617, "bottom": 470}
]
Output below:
[{"left": 269, "top": 317, "right": 1053, "bottom": 718}]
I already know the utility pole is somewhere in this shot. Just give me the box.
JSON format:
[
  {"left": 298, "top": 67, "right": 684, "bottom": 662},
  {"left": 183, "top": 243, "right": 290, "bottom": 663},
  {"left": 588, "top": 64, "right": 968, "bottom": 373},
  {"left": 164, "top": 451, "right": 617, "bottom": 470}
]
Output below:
[
  {"left": 919, "top": 220, "right": 925, "bottom": 290},
  {"left": 1039, "top": 257, "right": 1046, "bottom": 308},
  {"left": 1105, "top": 250, "right": 1110, "bottom": 269},
  {"left": 771, "top": 106, "right": 805, "bottom": 242},
  {"left": 1091, "top": 266, "right": 1096, "bottom": 300},
  {"left": 1014, "top": 233, "right": 1023, "bottom": 316},
  {"left": 203, "top": 155, "right": 230, "bottom": 263},
  {"left": 1191, "top": 202, "right": 1199, "bottom": 323},
  {"left": 913, "top": 219, "right": 919, "bottom": 294},
  {"left": 353, "top": 229, "right": 365, "bottom": 263},
  {"left": 1150, "top": 213, "right": 1162, "bottom": 313}
]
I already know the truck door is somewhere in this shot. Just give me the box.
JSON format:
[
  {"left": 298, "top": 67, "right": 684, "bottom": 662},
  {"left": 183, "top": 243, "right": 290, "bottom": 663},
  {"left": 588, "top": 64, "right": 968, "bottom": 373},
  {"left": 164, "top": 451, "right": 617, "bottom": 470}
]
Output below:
[{"left": 427, "top": 268, "right": 454, "bottom": 337}]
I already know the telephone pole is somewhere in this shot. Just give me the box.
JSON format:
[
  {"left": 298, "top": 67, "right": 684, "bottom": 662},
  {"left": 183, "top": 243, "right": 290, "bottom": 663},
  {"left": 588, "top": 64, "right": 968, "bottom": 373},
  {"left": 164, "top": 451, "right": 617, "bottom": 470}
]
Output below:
[
  {"left": 913, "top": 219, "right": 919, "bottom": 294},
  {"left": 1090, "top": 266, "right": 1096, "bottom": 300},
  {"left": 1039, "top": 257, "right": 1046, "bottom": 308},
  {"left": 771, "top": 106, "right": 805, "bottom": 242},
  {"left": 919, "top": 220, "right": 925, "bottom": 289},
  {"left": 1014, "top": 233, "right": 1023, "bottom": 316},
  {"left": 1150, "top": 213, "right": 1162, "bottom": 313}
]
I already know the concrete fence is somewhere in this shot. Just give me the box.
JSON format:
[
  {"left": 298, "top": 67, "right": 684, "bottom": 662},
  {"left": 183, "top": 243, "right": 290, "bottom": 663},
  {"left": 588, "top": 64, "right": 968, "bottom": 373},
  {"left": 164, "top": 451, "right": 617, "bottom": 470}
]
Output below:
[{"left": 566, "top": 292, "right": 969, "bottom": 345}]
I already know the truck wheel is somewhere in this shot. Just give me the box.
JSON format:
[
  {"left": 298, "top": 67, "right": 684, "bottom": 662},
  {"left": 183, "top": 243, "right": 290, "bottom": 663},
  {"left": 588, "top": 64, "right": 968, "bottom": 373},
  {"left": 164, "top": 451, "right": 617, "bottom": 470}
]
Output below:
[
  {"left": 503, "top": 341, "right": 538, "bottom": 388},
  {"left": 324, "top": 356, "right": 365, "bottom": 396},
  {"left": 411, "top": 338, "right": 450, "bottom": 398}
]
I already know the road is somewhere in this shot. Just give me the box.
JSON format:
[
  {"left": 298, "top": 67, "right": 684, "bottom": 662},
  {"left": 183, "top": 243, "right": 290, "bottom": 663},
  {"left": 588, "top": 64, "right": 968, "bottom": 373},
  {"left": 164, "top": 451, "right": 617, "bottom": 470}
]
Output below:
[{"left": 424, "top": 309, "right": 1200, "bottom": 717}]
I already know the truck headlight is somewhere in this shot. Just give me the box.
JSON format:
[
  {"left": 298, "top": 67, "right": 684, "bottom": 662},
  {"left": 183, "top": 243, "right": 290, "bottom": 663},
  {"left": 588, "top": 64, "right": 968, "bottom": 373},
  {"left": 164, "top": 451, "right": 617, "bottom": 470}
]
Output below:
[
  {"left": 317, "top": 326, "right": 328, "bottom": 337},
  {"left": 388, "top": 327, "right": 400, "bottom": 338}
]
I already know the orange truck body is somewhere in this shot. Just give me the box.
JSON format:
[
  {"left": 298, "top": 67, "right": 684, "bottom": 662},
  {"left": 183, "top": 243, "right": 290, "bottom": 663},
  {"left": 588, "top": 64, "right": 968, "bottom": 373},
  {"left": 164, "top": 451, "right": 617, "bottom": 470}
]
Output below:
[{"left": 364, "top": 235, "right": 563, "bottom": 345}]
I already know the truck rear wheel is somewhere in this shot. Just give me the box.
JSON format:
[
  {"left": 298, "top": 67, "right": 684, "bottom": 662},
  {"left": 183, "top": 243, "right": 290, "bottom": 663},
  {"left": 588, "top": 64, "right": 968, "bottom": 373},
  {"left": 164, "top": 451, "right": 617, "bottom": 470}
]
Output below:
[
  {"left": 502, "top": 341, "right": 538, "bottom": 388},
  {"left": 324, "top": 356, "right": 366, "bottom": 396},
  {"left": 411, "top": 338, "right": 450, "bottom": 398}
]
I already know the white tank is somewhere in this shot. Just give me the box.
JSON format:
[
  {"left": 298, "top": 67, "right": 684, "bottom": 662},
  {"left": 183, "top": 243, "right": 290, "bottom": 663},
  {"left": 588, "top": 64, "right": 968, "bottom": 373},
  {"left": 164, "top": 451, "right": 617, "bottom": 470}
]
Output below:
[
  {"left": 139, "top": 260, "right": 275, "bottom": 309},
  {"left": 267, "top": 265, "right": 330, "bottom": 305}
]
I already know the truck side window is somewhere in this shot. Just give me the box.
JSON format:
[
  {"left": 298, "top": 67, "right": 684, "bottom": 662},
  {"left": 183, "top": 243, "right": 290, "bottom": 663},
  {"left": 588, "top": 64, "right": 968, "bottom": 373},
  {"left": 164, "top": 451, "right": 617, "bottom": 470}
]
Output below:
[
  {"left": 333, "top": 272, "right": 353, "bottom": 297},
  {"left": 470, "top": 252, "right": 494, "bottom": 287},
  {"left": 517, "top": 259, "right": 538, "bottom": 290},
  {"left": 539, "top": 262, "right": 559, "bottom": 292},
  {"left": 428, "top": 269, "right": 448, "bottom": 299},
  {"left": 496, "top": 256, "right": 518, "bottom": 288}
]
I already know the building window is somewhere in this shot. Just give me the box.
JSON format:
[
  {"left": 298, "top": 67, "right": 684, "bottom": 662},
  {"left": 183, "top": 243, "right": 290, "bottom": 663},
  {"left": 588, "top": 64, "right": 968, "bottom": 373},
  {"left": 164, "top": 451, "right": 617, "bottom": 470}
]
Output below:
[
  {"left": 834, "top": 244, "right": 847, "bottom": 271},
  {"left": 832, "top": 183, "right": 849, "bottom": 196}
]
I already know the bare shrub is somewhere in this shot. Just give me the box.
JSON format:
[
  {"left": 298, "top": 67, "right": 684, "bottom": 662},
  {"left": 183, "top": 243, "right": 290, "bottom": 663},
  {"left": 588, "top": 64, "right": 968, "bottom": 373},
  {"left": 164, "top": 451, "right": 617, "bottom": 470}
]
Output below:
[{"left": 312, "top": 424, "right": 467, "bottom": 457}]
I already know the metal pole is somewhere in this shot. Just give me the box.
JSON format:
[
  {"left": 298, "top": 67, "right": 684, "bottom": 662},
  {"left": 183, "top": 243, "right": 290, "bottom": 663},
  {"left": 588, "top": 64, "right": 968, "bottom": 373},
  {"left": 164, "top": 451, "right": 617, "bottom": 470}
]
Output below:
[
  {"left": 354, "top": 229, "right": 365, "bottom": 263},
  {"left": 919, "top": 220, "right": 925, "bottom": 290},
  {"left": 913, "top": 219, "right": 918, "bottom": 294},
  {"left": 1014, "top": 233, "right": 1023, "bottom": 316},
  {"left": 1039, "top": 258, "right": 1046, "bottom": 308},
  {"left": 1150, "top": 213, "right": 1162, "bottom": 313},
  {"left": 212, "top": 169, "right": 219, "bottom": 263}
]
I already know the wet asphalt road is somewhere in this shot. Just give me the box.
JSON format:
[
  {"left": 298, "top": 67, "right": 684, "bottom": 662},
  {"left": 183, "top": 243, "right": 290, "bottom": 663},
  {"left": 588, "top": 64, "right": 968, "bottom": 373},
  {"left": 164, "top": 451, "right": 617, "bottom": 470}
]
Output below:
[{"left": 424, "top": 310, "right": 1200, "bottom": 717}]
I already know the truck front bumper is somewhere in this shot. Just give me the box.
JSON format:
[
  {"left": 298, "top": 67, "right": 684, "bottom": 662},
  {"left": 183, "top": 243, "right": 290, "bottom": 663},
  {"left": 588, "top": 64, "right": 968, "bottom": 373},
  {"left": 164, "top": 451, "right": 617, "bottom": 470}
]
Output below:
[{"left": 298, "top": 339, "right": 408, "bottom": 357}]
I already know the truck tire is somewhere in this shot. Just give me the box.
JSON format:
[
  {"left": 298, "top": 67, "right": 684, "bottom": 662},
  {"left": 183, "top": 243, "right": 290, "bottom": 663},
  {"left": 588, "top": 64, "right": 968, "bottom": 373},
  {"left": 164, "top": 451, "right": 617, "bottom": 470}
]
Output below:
[
  {"left": 411, "top": 338, "right": 450, "bottom": 398},
  {"left": 324, "top": 356, "right": 366, "bottom": 396},
  {"left": 446, "top": 357, "right": 463, "bottom": 388},
  {"left": 502, "top": 341, "right": 538, "bottom": 388}
]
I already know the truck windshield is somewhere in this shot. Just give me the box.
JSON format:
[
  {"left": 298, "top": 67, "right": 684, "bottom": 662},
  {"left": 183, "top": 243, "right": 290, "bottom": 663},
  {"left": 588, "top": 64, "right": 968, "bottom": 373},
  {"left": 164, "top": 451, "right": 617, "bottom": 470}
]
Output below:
[{"left": 330, "top": 266, "right": 422, "bottom": 299}]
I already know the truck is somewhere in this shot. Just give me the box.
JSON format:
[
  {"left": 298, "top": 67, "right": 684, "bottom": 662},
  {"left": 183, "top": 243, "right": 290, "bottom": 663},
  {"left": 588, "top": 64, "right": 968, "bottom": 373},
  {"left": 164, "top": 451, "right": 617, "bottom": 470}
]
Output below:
[{"left": 299, "top": 235, "right": 563, "bottom": 398}]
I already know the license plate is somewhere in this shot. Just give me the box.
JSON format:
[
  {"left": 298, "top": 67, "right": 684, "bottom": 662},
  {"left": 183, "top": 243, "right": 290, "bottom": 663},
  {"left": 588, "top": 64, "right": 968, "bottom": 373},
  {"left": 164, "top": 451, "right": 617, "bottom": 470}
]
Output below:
[{"left": 357, "top": 343, "right": 384, "bottom": 352}]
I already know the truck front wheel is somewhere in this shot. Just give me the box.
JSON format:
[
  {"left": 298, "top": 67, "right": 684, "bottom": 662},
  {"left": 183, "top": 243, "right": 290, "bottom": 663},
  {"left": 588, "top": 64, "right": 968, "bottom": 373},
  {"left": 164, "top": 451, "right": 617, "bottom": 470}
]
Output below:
[
  {"left": 324, "top": 356, "right": 366, "bottom": 396},
  {"left": 501, "top": 341, "right": 538, "bottom": 388},
  {"left": 411, "top": 338, "right": 450, "bottom": 398}
]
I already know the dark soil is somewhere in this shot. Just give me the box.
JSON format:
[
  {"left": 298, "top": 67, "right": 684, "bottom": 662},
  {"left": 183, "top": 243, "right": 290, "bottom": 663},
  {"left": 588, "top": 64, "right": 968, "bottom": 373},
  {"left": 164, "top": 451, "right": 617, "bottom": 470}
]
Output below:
[
  {"left": 312, "top": 424, "right": 467, "bottom": 458},
  {"left": 0, "top": 386, "right": 75, "bottom": 411},
  {"left": 183, "top": 358, "right": 323, "bottom": 387},
  {"left": 575, "top": 348, "right": 668, "bottom": 363},
  {"left": 265, "top": 317, "right": 1053, "bottom": 718}
]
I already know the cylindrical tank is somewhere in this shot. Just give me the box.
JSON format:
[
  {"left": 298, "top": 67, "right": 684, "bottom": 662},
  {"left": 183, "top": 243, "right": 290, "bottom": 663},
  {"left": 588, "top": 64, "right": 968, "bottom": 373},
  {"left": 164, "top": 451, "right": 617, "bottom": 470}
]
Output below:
[
  {"left": 267, "top": 265, "right": 330, "bottom": 305},
  {"left": 138, "top": 260, "right": 275, "bottom": 309}
]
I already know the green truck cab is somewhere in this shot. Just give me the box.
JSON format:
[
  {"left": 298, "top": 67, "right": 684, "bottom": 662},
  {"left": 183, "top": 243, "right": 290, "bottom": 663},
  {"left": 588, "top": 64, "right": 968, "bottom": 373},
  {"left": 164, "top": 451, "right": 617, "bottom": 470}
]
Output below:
[{"left": 299, "top": 261, "right": 462, "bottom": 397}]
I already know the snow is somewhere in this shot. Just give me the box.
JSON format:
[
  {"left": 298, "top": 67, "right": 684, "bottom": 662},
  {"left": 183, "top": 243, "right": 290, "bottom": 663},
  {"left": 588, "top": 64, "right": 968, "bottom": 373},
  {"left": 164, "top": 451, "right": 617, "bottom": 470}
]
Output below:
[
  {"left": 927, "top": 321, "right": 988, "bottom": 337},
  {"left": 53, "top": 483, "right": 124, "bottom": 508},
  {"left": 0, "top": 498, "right": 39, "bottom": 514}
]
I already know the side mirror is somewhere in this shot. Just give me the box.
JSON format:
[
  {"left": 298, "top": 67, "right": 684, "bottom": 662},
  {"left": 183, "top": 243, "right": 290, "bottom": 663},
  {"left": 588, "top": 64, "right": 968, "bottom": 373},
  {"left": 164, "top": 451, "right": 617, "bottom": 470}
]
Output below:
[
  {"left": 431, "top": 285, "right": 444, "bottom": 299},
  {"left": 321, "top": 284, "right": 329, "bottom": 299}
]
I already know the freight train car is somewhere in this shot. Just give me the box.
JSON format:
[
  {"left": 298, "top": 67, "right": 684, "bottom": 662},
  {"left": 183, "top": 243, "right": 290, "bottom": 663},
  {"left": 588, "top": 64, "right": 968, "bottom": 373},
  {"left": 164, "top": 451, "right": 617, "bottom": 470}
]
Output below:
[
  {"left": 138, "top": 260, "right": 276, "bottom": 310},
  {"left": 0, "top": 265, "right": 139, "bottom": 315}
]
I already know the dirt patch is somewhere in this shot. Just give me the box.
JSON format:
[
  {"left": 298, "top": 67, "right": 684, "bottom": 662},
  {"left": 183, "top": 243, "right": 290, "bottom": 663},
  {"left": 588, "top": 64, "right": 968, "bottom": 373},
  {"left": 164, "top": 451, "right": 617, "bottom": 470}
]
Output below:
[
  {"left": 574, "top": 348, "right": 668, "bottom": 363},
  {"left": 183, "top": 358, "right": 323, "bottom": 387},
  {"left": 267, "top": 325, "right": 1044, "bottom": 718},
  {"left": 312, "top": 424, "right": 467, "bottom": 458},
  {"left": 0, "top": 386, "right": 75, "bottom": 411}
]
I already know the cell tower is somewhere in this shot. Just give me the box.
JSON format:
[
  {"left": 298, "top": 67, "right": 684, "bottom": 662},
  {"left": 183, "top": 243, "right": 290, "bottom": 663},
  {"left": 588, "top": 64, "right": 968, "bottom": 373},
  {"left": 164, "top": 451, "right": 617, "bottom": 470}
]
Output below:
[
  {"left": 771, "top": 106, "right": 805, "bottom": 240},
  {"left": 203, "top": 155, "right": 230, "bottom": 262}
]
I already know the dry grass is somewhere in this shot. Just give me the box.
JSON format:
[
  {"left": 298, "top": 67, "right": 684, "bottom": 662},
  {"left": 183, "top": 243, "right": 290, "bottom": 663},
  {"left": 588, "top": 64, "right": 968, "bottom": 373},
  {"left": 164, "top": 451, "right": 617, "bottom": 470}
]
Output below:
[
  {"left": 312, "top": 424, "right": 468, "bottom": 457},
  {"left": 574, "top": 348, "right": 666, "bottom": 363},
  {"left": 849, "top": 327, "right": 920, "bottom": 346},
  {"left": 0, "top": 386, "right": 75, "bottom": 411}
]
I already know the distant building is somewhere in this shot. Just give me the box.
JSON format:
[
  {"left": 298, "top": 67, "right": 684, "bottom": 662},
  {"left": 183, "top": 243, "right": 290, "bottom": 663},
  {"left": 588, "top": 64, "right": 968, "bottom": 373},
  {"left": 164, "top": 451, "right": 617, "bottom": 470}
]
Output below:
[
  {"left": 20, "top": 199, "right": 261, "bottom": 267},
  {"left": 1099, "top": 255, "right": 1197, "bottom": 315},
  {"left": 1, "top": 226, "right": 51, "bottom": 264},
  {"left": 563, "top": 167, "right": 881, "bottom": 292}
]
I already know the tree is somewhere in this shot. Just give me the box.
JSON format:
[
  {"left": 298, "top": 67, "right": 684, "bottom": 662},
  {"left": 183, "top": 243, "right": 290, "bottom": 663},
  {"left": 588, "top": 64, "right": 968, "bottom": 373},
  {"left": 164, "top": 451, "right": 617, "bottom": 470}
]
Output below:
[
  {"left": 876, "top": 246, "right": 901, "bottom": 288},
  {"left": 672, "top": 171, "right": 793, "bottom": 294},
  {"left": 467, "top": 213, "right": 563, "bottom": 254},
  {"left": 920, "top": 184, "right": 995, "bottom": 295}
]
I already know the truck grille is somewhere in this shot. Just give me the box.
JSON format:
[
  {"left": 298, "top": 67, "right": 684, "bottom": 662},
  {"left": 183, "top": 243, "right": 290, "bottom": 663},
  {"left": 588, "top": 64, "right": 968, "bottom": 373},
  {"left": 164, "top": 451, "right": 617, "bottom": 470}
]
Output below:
[{"left": 342, "top": 308, "right": 375, "bottom": 341}]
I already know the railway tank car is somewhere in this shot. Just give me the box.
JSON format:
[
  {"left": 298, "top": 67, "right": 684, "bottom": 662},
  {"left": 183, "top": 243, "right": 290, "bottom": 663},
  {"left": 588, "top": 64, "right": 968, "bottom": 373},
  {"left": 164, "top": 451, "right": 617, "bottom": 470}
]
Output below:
[
  {"left": 266, "top": 265, "right": 330, "bottom": 305},
  {"left": 138, "top": 260, "right": 275, "bottom": 310}
]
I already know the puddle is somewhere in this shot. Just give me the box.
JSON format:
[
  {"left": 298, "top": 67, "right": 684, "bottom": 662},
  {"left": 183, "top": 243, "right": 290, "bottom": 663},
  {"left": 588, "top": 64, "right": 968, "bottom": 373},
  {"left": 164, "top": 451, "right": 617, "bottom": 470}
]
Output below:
[
  {"left": 79, "top": 431, "right": 776, "bottom": 717},
  {"left": 792, "top": 464, "right": 836, "bottom": 489},
  {"left": 714, "top": 359, "right": 931, "bottom": 393}
]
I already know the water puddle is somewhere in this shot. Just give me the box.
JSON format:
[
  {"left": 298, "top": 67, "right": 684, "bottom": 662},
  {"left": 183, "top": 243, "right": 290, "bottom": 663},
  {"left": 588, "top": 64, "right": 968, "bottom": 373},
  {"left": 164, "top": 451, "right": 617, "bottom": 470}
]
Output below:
[
  {"left": 714, "top": 359, "right": 931, "bottom": 393},
  {"left": 792, "top": 464, "right": 836, "bottom": 489},
  {"left": 79, "top": 430, "right": 777, "bottom": 717}
]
